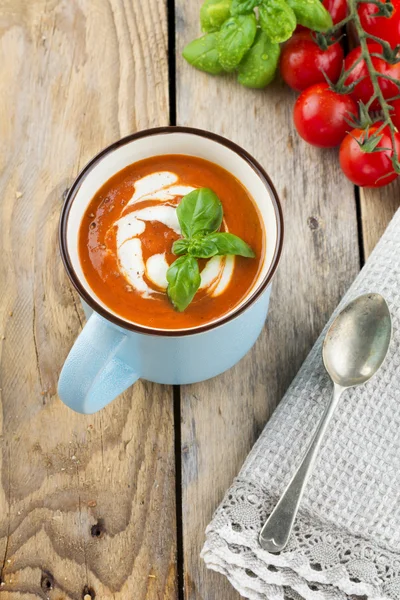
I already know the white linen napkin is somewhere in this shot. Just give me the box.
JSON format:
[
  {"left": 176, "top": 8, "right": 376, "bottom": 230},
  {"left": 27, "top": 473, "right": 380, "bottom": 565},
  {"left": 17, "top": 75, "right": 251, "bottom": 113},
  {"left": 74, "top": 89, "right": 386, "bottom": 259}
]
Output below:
[{"left": 202, "top": 208, "right": 400, "bottom": 600}]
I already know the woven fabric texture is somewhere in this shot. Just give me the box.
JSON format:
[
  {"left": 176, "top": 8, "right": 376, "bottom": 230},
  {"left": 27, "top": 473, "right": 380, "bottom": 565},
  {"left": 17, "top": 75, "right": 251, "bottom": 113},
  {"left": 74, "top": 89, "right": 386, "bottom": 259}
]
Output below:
[{"left": 202, "top": 208, "right": 400, "bottom": 600}]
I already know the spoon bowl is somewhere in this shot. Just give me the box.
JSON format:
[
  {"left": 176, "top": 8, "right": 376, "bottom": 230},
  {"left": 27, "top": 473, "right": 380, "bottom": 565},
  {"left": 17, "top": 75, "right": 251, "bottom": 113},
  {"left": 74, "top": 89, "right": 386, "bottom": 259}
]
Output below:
[{"left": 323, "top": 293, "right": 392, "bottom": 388}]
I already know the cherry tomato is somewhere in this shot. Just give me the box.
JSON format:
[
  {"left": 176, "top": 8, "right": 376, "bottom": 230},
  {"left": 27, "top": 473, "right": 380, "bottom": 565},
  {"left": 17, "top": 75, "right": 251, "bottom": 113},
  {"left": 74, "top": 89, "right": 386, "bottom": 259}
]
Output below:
[
  {"left": 339, "top": 123, "right": 400, "bottom": 187},
  {"left": 280, "top": 32, "right": 344, "bottom": 92},
  {"left": 389, "top": 98, "right": 400, "bottom": 131},
  {"left": 359, "top": 0, "right": 400, "bottom": 49},
  {"left": 293, "top": 83, "right": 357, "bottom": 147},
  {"left": 324, "top": 0, "right": 347, "bottom": 24},
  {"left": 344, "top": 43, "right": 400, "bottom": 110}
]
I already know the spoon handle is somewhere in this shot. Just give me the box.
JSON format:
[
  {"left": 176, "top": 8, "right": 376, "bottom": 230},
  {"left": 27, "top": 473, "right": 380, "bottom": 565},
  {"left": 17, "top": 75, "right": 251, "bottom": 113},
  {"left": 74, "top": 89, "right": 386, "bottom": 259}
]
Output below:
[{"left": 259, "top": 383, "right": 345, "bottom": 553}]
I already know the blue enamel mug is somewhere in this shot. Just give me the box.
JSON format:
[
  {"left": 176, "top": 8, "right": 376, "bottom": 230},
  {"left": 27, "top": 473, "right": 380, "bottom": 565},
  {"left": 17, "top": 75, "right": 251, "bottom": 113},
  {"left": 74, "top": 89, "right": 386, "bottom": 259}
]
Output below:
[{"left": 58, "top": 127, "right": 284, "bottom": 414}]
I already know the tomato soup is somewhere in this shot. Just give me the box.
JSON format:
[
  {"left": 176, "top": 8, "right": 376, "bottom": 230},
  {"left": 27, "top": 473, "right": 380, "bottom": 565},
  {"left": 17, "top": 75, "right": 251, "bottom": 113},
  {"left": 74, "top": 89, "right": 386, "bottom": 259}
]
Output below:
[{"left": 78, "top": 155, "right": 265, "bottom": 329}]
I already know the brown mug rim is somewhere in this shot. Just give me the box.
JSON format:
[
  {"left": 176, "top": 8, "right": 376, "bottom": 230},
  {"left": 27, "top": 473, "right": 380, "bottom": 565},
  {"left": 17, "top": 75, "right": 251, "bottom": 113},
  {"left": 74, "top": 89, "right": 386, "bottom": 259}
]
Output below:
[{"left": 59, "top": 125, "right": 284, "bottom": 337}]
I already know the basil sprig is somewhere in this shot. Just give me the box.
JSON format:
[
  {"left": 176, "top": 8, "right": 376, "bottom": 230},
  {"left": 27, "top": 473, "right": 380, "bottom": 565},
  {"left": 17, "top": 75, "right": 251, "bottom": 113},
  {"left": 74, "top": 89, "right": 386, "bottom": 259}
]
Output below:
[
  {"left": 183, "top": 0, "right": 332, "bottom": 88},
  {"left": 166, "top": 188, "right": 255, "bottom": 312}
]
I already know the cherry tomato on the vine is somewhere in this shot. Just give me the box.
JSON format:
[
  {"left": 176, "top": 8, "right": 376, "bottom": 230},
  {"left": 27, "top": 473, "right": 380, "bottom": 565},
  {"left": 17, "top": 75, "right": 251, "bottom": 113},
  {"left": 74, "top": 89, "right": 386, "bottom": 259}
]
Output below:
[
  {"left": 324, "top": 0, "right": 347, "bottom": 24},
  {"left": 344, "top": 43, "right": 400, "bottom": 110},
  {"left": 293, "top": 83, "right": 357, "bottom": 147},
  {"left": 389, "top": 98, "right": 400, "bottom": 131},
  {"left": 339, "top": 123, "right": 400, "bottom": 187},
  {"left": 280, "top": 32, "right": 344, "bottom": 92},
  {"left": 358, "top": 0, "right": 400, "bottom": 50}
]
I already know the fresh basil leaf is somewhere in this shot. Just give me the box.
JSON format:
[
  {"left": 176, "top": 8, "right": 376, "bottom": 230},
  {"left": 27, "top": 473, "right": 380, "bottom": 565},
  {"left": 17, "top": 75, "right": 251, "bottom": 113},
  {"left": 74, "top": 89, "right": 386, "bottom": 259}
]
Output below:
[
  {"left": 217, "top": 14, "right": 257, "bottom": 71},
  {"left": 230, "top": 0, "right": 261, "bottom": 15},
  {"left": 200, "top": 0, "right": 232, "bottom": 32},
  {"left": 237, "top": 29, "right": 280, "bottom": 88},
  {"left": 188, "top": 238, "right": 219, "bottom": 258},
  {"left": 177, "top": 188, "right": 223, "bottom": 239},
  {"left": 182, "top": 34, "right": 224, "bottom": 75},
  {"left": 172, "top": 238, "right": 190, "bottom": 255},
  {"left": 206, "top": 232, "right": 255, "bottom": 257},
  {"left": 285, "top": 0, "right": 332, "bottom": 31},
  {"left": 259, "top": 0, "right": 296, "bottom": 43},
  {"left": 167, "top": 255, "right": 201, "bottom": 312}
]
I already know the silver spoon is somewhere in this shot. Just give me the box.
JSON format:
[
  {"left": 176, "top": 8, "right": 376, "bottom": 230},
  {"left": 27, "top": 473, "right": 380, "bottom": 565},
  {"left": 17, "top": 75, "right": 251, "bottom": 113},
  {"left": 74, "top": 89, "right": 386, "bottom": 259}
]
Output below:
[{"left": 259, "top": 292, "right": 392, "bottom": 553}]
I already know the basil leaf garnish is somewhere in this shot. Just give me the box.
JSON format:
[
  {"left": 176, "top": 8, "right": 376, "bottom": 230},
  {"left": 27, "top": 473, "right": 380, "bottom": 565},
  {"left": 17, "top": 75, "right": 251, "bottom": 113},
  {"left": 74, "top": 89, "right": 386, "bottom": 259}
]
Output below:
[
  {"left": 188, "top": 238, "right": 219, "bottom": 258},
  {"left": 167, "top": 255, "right": 201, "bottom": 312},
  {"left": 166, "top": 188, "right": 255, "bottom": 311},
  {"left": 205, "top": 232, "right": 255, "bottom": 257},
  {"left": 217, "top": 14, "right": 257, "bottom": 71},
  {"left": 182, "top": 34, "right": 224, "bottom": 75},
  {"left": 177, "top": 188, "right": 223, "bottom": 239},
  {"left": 172, "top": 238, "right": 191, "bottom": 255},
  {"left": 200, "top": 0, "right": 232, "bottom": 32},
  {"left": 230, "top": 0, "right": 261, "bottom": 15}
]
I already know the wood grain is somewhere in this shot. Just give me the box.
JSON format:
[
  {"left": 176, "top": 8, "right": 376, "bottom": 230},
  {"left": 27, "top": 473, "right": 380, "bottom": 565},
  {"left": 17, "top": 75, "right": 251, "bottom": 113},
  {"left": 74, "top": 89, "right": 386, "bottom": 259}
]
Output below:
[
  {"left": 175, "top": 7, "right": 361, "bottom": 599},
  {"left": 360, "top": 180, "right": 400, "bottom": 259},
  {"left": 0, "top": 1, "right": 176, "bottom": 599}
]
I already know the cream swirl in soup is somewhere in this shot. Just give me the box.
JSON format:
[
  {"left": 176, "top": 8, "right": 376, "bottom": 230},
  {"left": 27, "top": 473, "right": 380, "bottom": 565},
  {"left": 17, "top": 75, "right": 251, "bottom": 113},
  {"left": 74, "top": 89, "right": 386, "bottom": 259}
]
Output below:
[{"left": 111, "top": 172, "right": 235, "bottom": 299}]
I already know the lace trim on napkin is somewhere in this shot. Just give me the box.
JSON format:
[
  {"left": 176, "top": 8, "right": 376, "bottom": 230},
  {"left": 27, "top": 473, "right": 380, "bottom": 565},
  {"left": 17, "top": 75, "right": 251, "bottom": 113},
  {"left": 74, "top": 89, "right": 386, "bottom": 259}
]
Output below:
[{"left": 202, "top": 479, "right": 400, "bottom": 600}]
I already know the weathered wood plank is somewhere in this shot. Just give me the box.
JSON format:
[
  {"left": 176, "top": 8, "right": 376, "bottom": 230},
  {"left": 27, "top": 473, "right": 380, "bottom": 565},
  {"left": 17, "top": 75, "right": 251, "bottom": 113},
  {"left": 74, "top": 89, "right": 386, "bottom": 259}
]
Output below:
[
  {"left": 0, "top": 1, "right": 176, "bottom": 599},
  {"left": 175, "top": 7, "right": 361, "bottom": 599},
  {"left": 360, "top": 180, "right": 400, "bottom": 259}
]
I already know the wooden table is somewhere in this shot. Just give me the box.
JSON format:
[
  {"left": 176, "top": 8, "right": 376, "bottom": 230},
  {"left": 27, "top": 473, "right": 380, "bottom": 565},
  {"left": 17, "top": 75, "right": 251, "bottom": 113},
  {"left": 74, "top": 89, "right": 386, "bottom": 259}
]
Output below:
[{"left": 0, "top": 2, "right": 399, "bottom": 599}]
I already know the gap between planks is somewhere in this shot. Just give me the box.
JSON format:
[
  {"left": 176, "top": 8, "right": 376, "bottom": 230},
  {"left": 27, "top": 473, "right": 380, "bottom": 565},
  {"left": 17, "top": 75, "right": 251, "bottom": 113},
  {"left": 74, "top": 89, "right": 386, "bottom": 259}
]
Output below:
[{"left": 167, "top": 0, "right": 185, "bottom": 598}]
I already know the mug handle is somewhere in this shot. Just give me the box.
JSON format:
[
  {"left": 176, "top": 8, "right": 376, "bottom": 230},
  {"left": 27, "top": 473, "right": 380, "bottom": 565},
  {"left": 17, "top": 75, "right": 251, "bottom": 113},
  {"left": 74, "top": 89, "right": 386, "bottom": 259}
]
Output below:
[{"left": 58, "top": 312, "right": 139, "bottom": 414}]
